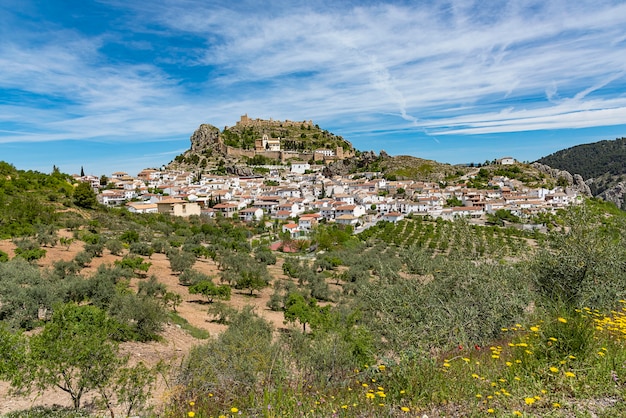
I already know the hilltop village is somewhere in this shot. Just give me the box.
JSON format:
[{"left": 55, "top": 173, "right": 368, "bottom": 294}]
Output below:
[{"left": 82, "top": 158, "right": 583, "bottom": 237}]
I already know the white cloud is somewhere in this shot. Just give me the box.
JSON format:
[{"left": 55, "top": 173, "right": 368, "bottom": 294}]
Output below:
[{"left": 1, "top": 0, "right": 626, "bottom": 154}]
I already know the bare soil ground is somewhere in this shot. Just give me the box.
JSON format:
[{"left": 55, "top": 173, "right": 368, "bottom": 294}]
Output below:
[{"left": 0, "top": 231, "right": 290, "bottom": 416}]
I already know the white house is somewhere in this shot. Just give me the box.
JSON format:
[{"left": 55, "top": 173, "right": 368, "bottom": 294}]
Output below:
[
  {"left": 381, "top": 212, "right": 404, "bottom": 223},
  {"left": 239, "top": 207, "right": 264, "bottom": 222},
  {"left": 126, "top": 202, "right": 158, "bottom": 214},
  {"left": 298, "top": 213, "right": 321, "bottom": 231},
  {"left": 335, "top": 214, "right": 359, "bottom": 226},
  {"left": 291, "top": 163, "right": 311, "bottom": 174},
  {"left": 282, "top": 223, "right": 300, "bottom": 238},
  {"left": 496, "top": 157, "right": 516, "bottom": 165}
]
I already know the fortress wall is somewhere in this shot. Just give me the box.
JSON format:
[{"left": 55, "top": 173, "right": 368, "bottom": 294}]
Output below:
[
  {"left": 225, "top": 146, "right": 257, "bottom": 159},
  {"left": 236, "top": 114, "right": 313, "bottom": 129}
]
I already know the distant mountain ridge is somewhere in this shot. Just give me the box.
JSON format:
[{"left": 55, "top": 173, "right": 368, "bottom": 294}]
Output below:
[{"left": 536, "top": 137, "right": 626, "bottom": 209}]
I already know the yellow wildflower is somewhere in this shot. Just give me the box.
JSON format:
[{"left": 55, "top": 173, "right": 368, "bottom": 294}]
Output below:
[
  {"left": 524, "top": 397, "right": 536, "bottom": 405},
  {"left": 565, "top": 371, "right": 576, "bottom": 378},
  {"left": 557, "top": 317, "right": 567, "bottom": 323},
  {"left": 549, "top": 366, "right": 559, "bottom": 373},
  {"left": 231, "top": 407, "right": 239, "bottom": 413},
  {"left": 401, "top": 406, "right": 410, "bottom": 412}
]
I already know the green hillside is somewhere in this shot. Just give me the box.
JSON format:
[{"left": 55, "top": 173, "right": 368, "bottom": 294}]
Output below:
[{"left": 537, "top": 137, "right": 626, "bottom": 194}]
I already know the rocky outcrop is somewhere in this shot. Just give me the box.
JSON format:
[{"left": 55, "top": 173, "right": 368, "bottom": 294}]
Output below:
[
  {"left": 189, "top": 124, "right": 222, "bottom": 153},
  {"left": 226, "top": 165, "right": 254, "bottom": 177},
  {"left": 531, "top": 163, "right": 592, "bottom": 196},
  {"left": 599, "top": 182, "right": 626, "bottom": 210},
  {"left": 322, "top": 151, "right": 380, "bottom": 177}
]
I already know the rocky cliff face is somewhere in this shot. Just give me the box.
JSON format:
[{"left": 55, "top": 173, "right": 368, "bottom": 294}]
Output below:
[
  {"left": 189, "top": 124, "right": 222, "bottom": 153},
  {"left": 531, "top": 163, "right": 592, "bottom": 196},
  {"left": 598, "top": 182, "right": 626, "bottom": 210}
]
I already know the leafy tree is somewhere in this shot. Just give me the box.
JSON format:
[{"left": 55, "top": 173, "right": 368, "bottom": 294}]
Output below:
[
  {"left": 115, "top": 255, "right": 151, "bottom": 277},
  {"left": 59, "top": 237, "right": 75, "bottom": 250},
  {"left": 27, "top": 304, "right": 122, "bottom": 410},
  {"left": 84, "top": 242, "right": 105, "bottom": 257},
  {"left": 151, "top": 238, "right": 170, "bottom": 254},
  {"left": 129, "top": 242, "right": 154, "bottom": 258},
  {"left": 163, "top": 291, "right": 183, "bottom": 312},
  {"left": 73, "top": 251, "right": 93, "bottom": 268},
  {"left": 73, "top": 181, "right": 97, "bottom": 209},
  {"left": 284, "top": 293, "right": 322, "bottom": 333},
  {"left": 254, "top": 245, "right": 277, "bottom": 265},
  {"left": 120, "top": 230, "right": 140, "bottom": 244},
  {"left": 0, "top": 324, "right": 28, "bottom": 385},
  {"left": 233, "top": 261, "right": 271, "bottom": 295},
  {"left": 167, "top": 249, "right": 196, "bottom": 274},
  {"left": 445, "top": 196, "right": 463, "bottom": 207},
  {"left": 13, "top": 247, "right": 46, "bottom": 262},
  {"left": 486, "top": 209, "right": 521, "bottom": 226},
  {"left": 178, "top": 268, "right": 209, "bottom": 286},
  {"left": 137, "top": 275, "right": 167, "bottom": 299},
  {"left": 36, "top": 224, "right": 58, "bottom": 247},
  {"left": 189, "top": 280, "right": 231, "bottom": 303},
  {"left": 108, "top": 294, "right": 166, "bottom": 342},
  {"left": 105, "top": 239, "right": 124, "bottom": 256},
  {"left": 109, "top": 362, "right": 158, "bottom": 418}
]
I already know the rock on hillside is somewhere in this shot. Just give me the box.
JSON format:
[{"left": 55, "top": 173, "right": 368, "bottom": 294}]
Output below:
[
  {"left": 598, "top": 182, "right": 626, "bottom": 210},
  {"left": 531, "top": 163, "right": 592, "bottom": 196},
  {"left": 322, "top": 151, "right": 380, "bottom": 177},
  {"left": 323, "top": 150, "right": 463, "bottom": 181},
  {"left": 190, "top": 124, "right": 221, "bottom": 153}
]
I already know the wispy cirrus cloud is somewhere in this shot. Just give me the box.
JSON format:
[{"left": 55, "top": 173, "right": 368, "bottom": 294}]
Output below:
[{"left": 1, "top": 0, "right": 625, "bottom": 171}]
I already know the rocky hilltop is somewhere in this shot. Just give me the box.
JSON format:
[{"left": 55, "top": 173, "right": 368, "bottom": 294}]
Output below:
[{"left": 167, "top": 115, "right": 355, "bottom": 174}]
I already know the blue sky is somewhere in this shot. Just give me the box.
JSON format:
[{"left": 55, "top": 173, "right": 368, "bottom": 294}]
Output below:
[{"left": 1, "top": 0, "right": 626, "bottom": 176}]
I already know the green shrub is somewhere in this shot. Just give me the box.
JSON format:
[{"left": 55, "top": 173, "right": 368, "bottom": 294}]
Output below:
[{"left": 171, "top": 307, "right": 284, "bottom": 413}]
